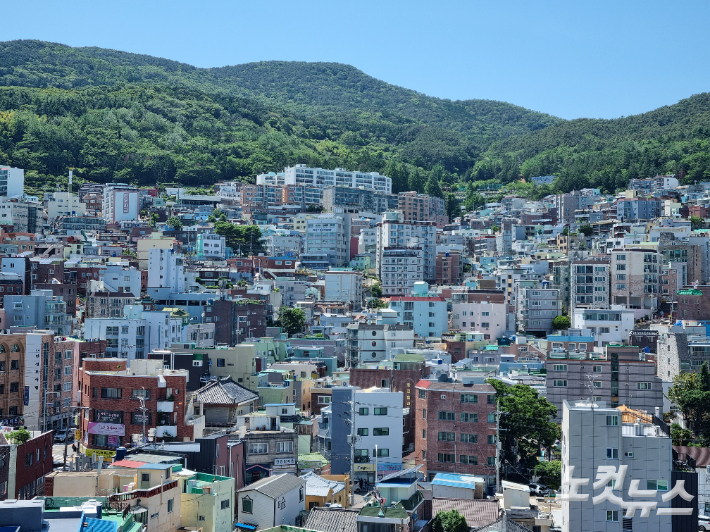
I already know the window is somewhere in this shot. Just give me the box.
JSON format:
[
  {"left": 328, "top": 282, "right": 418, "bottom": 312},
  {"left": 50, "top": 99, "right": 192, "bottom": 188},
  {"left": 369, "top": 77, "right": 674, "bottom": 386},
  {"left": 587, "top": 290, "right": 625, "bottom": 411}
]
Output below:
[
  {"left": 358, "top": 407, "right": 369, "bottom": 415},
  {"left": 437, "top": 453, "right": 455, "bottom": 463},
  {"left": 438, "top": 432, "right": 455, "bottom": 441},
  {"left": 63, "top": 382, "right": 71, "bottom": 392},
  {"left": 460, "top": 455, "right": 477, "bottom": 465},
  {"left": 646, "top": 480, "right": 668, "bottom": 491},
  {"left": 375, "top": 448, "right": 389, "bottom": 457},
  {"left": 167, "top": 499, "right": 174, "bottom": 513},
  {"left": 461, "top": 394, "right": 478, "bottom": 403},
  {"left": 553, "top": 380, "right": 567, "bottom": 387},
  {"left": 487, "top": 435, "right": 497, "bottom": 444},
  {"left": 461, "top": 434, "right": 477, "bottom": 443},
  {"left": 248, "top": 443, "right": 268, "bottom": 454},
  {"left": 606, "top": 448, "right": 619, "bottom": 459},
  {"left": 438, "top": 411, "right": 455, "bottom": 421},
  {"left": 593, "top": 381, "right": 602, "bottom": 388},
  {"left": 276, "top": 441, "right": 293, "bottom": 453},
  {"left": 242, "top": 497, "right": 253, "bottom": 514},
  {"left": 461, "top": 413, "right": 478, "bottom": 423},
  {"left": 10, "top": 360, "right": 18, "bottom": 370},
  {"left": 637, "top": 383, "right": 652, "bottom": 390},
  {"left": 374, "top": 408, "right": 387, "bottom": 415},
  {"left": 487, "top": 413, "right": 496, "bottom": 423},
  {"left": 607, "top": 511, "right": 619, "bottom": 522},
  {"left": 65, "top": 350, "right": 72, "bottom": 359},
  {"left": 606, "top": 415, "right": 619, "bottom": 426},
  {"left": 100, "top": 388, "right": 122, "bottom": 399},
  {"left": 418, "top": 390, "right": 426, "bottom": 399},
  {"left": 487, "top": 395, "right": 496, "bottom": 404},
  {"left": 217, "top": 359, "right": 225, "bottom": 367},
  {"left": 553, "top": 364, "right": 567, "bottom": 372},
  {"left": 64, "top": 366, "right": 71, "bottom": 375},
  {"left": 625, "top": 452, "right": 634, "bottom": 458},
  {"left": 422, "top": 409, "right": 426, "bottom": 419},
  {"left": 9, "top": 383, "right": 18, "bottom": 393},
  {"left": 487, "top": 457, "right": 496, "bottom": 466},
  {"left": 593, "top": 365, "right": 602, "bottom": 373},
  {"left": 132, "top": 389, "right": 151, "bottom": 399},
  {"left": 317, "top": 396, "right": 331, "bottom": 404},
  {"left": 357, "top": 428, "right": 369, "bottom": 436},
  {"left": 220, "top": 499, "right": 229, "bottom": 510},
  {"left": 373, "top": 428, "right": 389, "bottom": 436}
]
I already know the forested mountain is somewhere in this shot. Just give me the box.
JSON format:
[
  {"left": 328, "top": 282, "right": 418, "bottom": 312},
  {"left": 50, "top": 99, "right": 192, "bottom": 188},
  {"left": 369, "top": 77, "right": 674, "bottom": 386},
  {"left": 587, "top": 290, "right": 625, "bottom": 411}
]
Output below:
[{"left": 0, "top": 39, "right": 709, "bottom": 196}]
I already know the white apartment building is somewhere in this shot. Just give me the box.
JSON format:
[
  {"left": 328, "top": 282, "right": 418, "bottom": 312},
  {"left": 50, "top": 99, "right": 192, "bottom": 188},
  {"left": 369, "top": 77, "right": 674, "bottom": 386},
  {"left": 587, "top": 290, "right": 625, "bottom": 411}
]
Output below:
[
  {"left": 266, "top": 165, "right": 392, "bottom": 194},
  {"left": 376, "top": 211, "right": 437, "bottom": 284},
  {"left": 147, "top": 248, "right": 186, "bottom": 292},
  {"left": 324, "top": 270, "right": 363, "bottom": 309},
  {"left": 571, "top": 259, "right": 611, "bottom": 309},
  {"left": 610, "top": 248, "right": 661, "bottom": 316},
  {"left": 451, "top": 289, "right": 509, "bottom": 340},
  {"left": 0, "top": 166, "right": 24, "bottom": 197},
  {"left": 345, "top": 323, "right": 415, "bottom": 366},
  {"left": 572, "top": 307, "right": 636, "bottom": 347},
  {"left": 516, "top": 286, "right": 563, "bottom": 335},
  {"left": 352, "top": 387, "right": 404, "bottom": 481},
  {"left": 304, "top": 214, "right": 348, "bottom": 267},
  {"left": 0, "top": 197, "right": 41, "bottom": 233},
  {"left": 378, "top": 247, "right": 424, "bottom": 297},
  {"left": 561, "top": 400, "right": 673, "bottom": 532},
  {"left": 45, "top": 192, "right": 86, "bottom": 219},
  {"left": 197, "top": 233, "right": 227, "bottom": 260},
  {"left": 103, "top": 184, "right": 139, "bottom": 223},
  {"left": 99, "top": 264, "right": 142, "bottom": 296}
]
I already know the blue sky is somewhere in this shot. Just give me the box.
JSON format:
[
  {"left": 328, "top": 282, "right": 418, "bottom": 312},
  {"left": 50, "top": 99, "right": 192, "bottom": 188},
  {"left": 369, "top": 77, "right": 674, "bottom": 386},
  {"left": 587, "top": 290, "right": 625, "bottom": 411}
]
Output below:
[{"left": 4, "top": 0, "right": 710, "bottom": 119}]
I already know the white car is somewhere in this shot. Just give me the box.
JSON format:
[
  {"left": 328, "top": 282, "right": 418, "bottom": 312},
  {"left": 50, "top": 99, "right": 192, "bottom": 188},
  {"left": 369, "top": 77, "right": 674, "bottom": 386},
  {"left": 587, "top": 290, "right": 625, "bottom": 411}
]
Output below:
[
  {"left": 700, "top": 514, "right": 710, "bottom": 531},
  {"left": 53, "top": 430, "right": 73, "bottom": 443}
]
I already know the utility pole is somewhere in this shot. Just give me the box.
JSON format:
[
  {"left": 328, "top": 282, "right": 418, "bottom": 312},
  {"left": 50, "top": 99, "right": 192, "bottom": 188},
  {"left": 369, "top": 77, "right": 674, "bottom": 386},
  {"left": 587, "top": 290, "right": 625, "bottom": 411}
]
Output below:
[
  {"left": 348, "top": 394, "right": 356, "bottom": 507},
  {"left": 495, "top": 399, "right": 501, "bottom": 494},
  {"left": 136, "top": 387, "right": 148, "bottom": 445}
]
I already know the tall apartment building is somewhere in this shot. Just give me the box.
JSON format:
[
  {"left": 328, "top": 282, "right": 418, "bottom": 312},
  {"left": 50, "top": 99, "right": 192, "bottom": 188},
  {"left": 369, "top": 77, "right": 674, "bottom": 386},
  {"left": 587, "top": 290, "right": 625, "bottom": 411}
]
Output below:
[
  {"left": 0, "top": 197, "right": 42, "bottom": 233},
  {"left": 147, "top": 248, "right": 185, "bottom": 292},
  {"left": 658, "top": 240, "right": 703, "bottom": 288},
  {"left": 4, "top": 290, "right": 69, "bottom": 335},
  {"left": 264, "top": 165, "right": 392, "bottom": 194},
  {"left": 0, "top": 166, "right": 24, "bottom": 197},
  {"left": 304, "top": 215, "right": 348, "bottom": 267},
  {"left": 617, "top": 197, "right": 663, "bottom": 221},
  {"left": 44, "top": 192, "right": 86, "bottom": 220},
  {"left": 414, "top": 379, "right": 498, "bottom": 484},
  {"left": 322, "top": 186, "right": 397, "bottom": 214},
  {"left": 388, "top": 282, "right": 448, "bottom": 338},
  {"left": 102, "top": 184, "right": 139, "bottom": 223},
  {"left": 376, "top": 211, "right": 436, "bottom": 285},
  {"left": 516, "top": 286, "right": 563, "bottom": 335},
  {"left": 378, "top": 247, "right": 424, "bottom": 297},
  {"left": 329, "top": 386, "right": 404, "bottom": 483},
  {"left": 398, "top": 192, "right": 448, "bottom": 226},
  {"left": 657, "top": 331, "right": 710, "bottom": 384},
  {"left": 435, "top": 251, "right": 463, "bottom": 285},
  {"left": 629, "top": 175, "right": 679, "bottom": 194},
  {"left": 324, "top": 270, "right": 363, "bottom": 310},
  {"left": 546, "top": 345, "right": 662, "bottom": 421},
  {"left": 571, "top": 258, "right": 611, "bottom": 309},
  {"left": 450, "top": 289, "right": 509, "bottom": 340},
  {"left": 610, "top": 249, "right": 661, "bottom": 312},
  {"left": 561, "top": 400, "right": 673, "bottom": 532}
]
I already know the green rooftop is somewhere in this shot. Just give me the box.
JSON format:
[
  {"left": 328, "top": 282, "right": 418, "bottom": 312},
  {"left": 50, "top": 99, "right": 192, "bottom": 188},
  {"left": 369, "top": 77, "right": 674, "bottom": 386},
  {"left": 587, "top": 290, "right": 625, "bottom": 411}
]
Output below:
[
  {"left": 359, "top": 506, "right": 409, "bottom": 519},
  {"left": 394, "top": 354, "right": 426, "bottom": 363}
]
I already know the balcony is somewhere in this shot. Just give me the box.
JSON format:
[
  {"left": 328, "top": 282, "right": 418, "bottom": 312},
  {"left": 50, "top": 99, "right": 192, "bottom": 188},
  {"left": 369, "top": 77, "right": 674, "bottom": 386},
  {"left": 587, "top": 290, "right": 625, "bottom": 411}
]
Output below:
[{"left": 156, "top": 401, "right": 174, "bottom": 413}]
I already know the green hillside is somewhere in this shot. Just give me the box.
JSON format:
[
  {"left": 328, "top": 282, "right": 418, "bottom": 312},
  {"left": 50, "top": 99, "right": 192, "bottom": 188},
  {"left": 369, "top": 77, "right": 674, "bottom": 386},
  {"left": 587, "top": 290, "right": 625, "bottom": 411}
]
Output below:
[{"left": 1, "top": 39, "right": 710, "bottom": 197}]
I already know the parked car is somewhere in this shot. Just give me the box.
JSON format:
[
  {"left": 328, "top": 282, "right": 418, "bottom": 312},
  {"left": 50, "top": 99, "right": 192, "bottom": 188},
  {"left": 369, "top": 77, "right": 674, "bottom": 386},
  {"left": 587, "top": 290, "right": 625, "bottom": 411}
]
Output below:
[
  {"left": 699, "top": 514, "right": 710, "bottom": 531},
  {"left": 53, "top": 430, "right": 73, "bottom": 443},
  {"left": 529, "top": 483, "right": 551, "bottom": 497}
]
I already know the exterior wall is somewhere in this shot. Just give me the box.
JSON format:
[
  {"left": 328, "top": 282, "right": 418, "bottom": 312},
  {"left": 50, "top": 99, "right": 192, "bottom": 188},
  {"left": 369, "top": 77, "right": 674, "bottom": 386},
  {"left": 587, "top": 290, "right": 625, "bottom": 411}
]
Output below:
[
  {"left": 677, "top": 286, "right": 710, "bottom": 321},
  {"left": 388, "top": 298, "right": 449, "bottom": 338},
  {"left": 378, "top": 247, "right": 424, "bottom": 297},
  {"left": 451, "top": 290, "right": 507, "bottom": 340},
  {"left": 610, "top": 249, "right": 660, "bottom": 311},
  {"left": 237, "top": 489, "right": 275, "bottom": 529},
  {"left": 414, "top": 381, "right": 497, "bottom": 484},
  {"left": 324, "top": 272, "right": 363, "bottom": 310},
  {"left": 15, "top": 431, "right": 53, "bottom": 499},
  {"left": 516, "top": 287, "right": 562, "bottom": 335},
  {"left": 435, "top": 252, "right": 462, "bottom": 285},
  {"left": 571, "top": 309, "right": 636, "bottom": 347},
  {"left": 571, "top": 260, "right": 610, "bottom": 309},
  {"left": 304, "top": 216, "right": 348, "bottom": 267},
  {"left": 376, "top": 215, "right": 437, "bottom": 283}
]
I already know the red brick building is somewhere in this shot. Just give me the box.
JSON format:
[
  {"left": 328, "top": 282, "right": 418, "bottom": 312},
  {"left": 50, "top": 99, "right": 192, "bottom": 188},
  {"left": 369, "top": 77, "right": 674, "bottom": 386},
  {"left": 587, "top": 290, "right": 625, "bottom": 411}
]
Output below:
[
  {"left": 677, "top": 286, "right": 710, "bottom": 321},
  {"left": 415, "top": 380, "right": 498, "bottom": 484},
  {"left": 435, "top": 251, "right": 463, "bottom": 286},
  {"left": 78, "top": 358, "right": 190, "bottom": 458},
  {"left": 212, "top": 299, "right": 266, "bottom": 346},
  {"left": 14, "top": 430, "right": 53, "bottom": 499}
]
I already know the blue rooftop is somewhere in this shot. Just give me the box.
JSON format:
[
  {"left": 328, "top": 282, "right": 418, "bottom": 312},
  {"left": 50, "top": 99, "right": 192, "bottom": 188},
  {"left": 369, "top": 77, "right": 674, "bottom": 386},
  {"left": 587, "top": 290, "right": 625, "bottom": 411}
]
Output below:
[{"left": 431, "top": 473, "right": 484, "bottom": 490}]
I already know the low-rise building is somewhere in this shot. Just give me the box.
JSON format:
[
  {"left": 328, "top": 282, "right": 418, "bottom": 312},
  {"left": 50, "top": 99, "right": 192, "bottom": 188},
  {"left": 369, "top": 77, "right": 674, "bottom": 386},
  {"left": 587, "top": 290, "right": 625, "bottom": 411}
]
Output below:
[{"left": 236, "top": 474, "right": 306, "bottom": 529}]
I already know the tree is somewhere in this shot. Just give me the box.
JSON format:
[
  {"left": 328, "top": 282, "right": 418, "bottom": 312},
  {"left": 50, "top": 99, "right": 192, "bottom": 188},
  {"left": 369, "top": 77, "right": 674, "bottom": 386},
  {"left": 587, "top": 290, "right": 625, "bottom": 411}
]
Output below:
[
  {"left": 367, "top": 298, "right": 387, "bottom": 309},
  {"left": 445, "top": 193, "right": 459, "bottom": 221},
  {"left": 670, "top": 423, "right": 695, "bottom": 446},
  {"left": 278, "top": 307, "right": 306, "bottom": 336},
  {"left": 579, "top": 224, "right": 593, "bottom": 237},
  {"left": 431, "top": 510, "right": 468, "bottom": 532},
  {"left": 408, "top": 168, "right": 424, "bottom": 194},
  {"left": 237, "top": 279, "right": 247, "bottom": 287},
  {"left": 690, "top": 215, "right": 705, "bottom": 229},
  {"left": 167, "top": 216, "right": 183, "bottom": 231},
  {"left": 371, "top": 283, "right": 383, "bottom": 298},
  {"left": 214, "top": 222, "right": 265, "bottom": 256},
  {"left": 491, "top": 225, "right": 500, "bottom": 233},
  {"left": 487, "top": 379, "right": 558, "bottom": 467},
  {"left": 666, "top": 370, "right": 709, "bottom": 435},
  {"left": 208, "top": 209, "right": 227, "bottom": 223},
  {"left": 552, "top": 315, "right": 571, "bottom": 330},
  {"left": 6, "top": 427, "right": 31, "bottom": 445},
  {"left": 150, "top": 212, "right": 159, "bottom": 227},
  {"left": 424, "top": 173, "right": 443, "bottom": 199},
  {"left": 561, "top": 227, "right": 570, "bottom": 236},
  {"left": 534, "top": 460, "right": 561, "bottom": 490}
]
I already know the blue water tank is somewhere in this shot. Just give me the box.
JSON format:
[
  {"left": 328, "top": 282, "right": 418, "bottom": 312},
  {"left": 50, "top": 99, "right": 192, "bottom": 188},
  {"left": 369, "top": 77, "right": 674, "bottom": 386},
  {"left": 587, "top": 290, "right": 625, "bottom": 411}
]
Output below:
[{"left": 115, "top": 446, "right": 128, "bottom": 461}]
